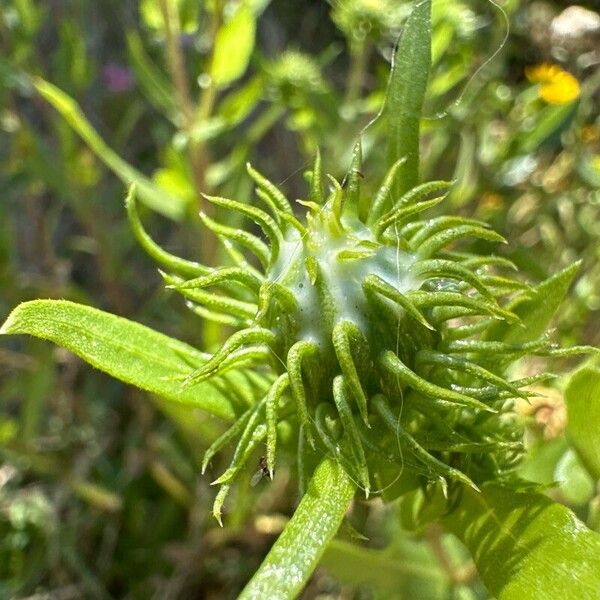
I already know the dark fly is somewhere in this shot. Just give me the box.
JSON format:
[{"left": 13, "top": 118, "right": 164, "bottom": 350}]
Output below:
[{"left": 250, "top": 456, "right": 271, "bottom": 487}]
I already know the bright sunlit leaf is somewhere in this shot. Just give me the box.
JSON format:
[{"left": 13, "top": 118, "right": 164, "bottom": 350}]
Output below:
[
  {"left": 444, "top": 485, "right": 600, "bottom": 599},
  {"left": 211, "top": 5, "right": 256, "bottom": 89},
  {"left": 1, "top": 300, "right": 236, "bottom": 420}
]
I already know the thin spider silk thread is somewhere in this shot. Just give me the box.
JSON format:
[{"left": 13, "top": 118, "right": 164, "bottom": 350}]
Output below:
[
  {"left": 424, "top": 0, "right": 510, "bottom": 122},
  {"left": 355, "top": 0, "right": 510, "bottom": 136}
]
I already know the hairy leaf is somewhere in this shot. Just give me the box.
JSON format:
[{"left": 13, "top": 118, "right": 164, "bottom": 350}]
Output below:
[
  {"left": 385, "top": 0, "right": 431, "bottom": 196},
  {"left": 485, "top": 262, "right": 580, "bottom": 344},
  {"left": 1, "top": 300, "right": 235, "bottom": 420},
  {"left": 444, "top": 485, "right": 600, "bottom": 599},
  {"left": 239, "top": 458, "right": 355, "bottom": 599}
]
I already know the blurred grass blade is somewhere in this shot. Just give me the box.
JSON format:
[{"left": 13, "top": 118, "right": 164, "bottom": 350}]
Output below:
[
  {"left": 126, "top": 31, "right": 175, "bottom": 116},
  {"left": 34, "top": 77, "right": 187, "bottom": 220},
  {"left": 517, "top": 103, "right": 576, "bottom": 154},
  {"left": 485, "top": 261, "right": 581, "bottom": 344},
  {"left": 239, "top": 458, "right": 355, "bottom": 599},
  {"left": 217, "top": 75, "right": 264, "bottom": 127},
  {"left": 71, "top": 480, "right": 122, "bottom": 513},
  {"left": 211, "top": 5, "right": 256, "bottom": 89},
  {"left": 321, "top": 539, "right": 447, "bottom": 595},
  {"left": 444, "top": 485, "right": 600, "bottom": 599},
  {"left": 1, "top": 300, "right": 235, "bottom": 420},
  {"left": 566, "top": 366, "right": 600, "bottom": 479},
  {"left": 385, "top": 0, "right": 431, "bottom": 197}
]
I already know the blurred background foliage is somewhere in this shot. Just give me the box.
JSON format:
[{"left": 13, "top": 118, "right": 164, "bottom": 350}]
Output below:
[{"left": 0, "top": 0, "right": 599, "bottom": 597}]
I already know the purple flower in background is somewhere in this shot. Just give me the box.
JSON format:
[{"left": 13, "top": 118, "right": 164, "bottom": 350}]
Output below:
[{"left": 103, "top": 63, "right": 135, "bottom": 93}]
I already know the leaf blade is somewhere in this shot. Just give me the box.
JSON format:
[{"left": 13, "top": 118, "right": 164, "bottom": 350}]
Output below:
[
  {"left": 238, "top": 458, "right": 355, "bottom": 599},
  {"left": 211, "top": 5, "right": 256, "bottom": 88},
  {"left": 1, "top": 300, "right": 235, "bottom": 420},
  {"left": 385, "top": 0, "right": 431, "bottom": 197},
  {"left": 565, "top": 366, "right": 600, "bottom": 479},
  {"left": 485, "top": 262, "right": 580, "bottom": 344},
  {"left": 444, "top": 485, "right": 600, "bottom": 600},
  {"left": 126, "top": 31, "right": 176, "bottom": 115}
]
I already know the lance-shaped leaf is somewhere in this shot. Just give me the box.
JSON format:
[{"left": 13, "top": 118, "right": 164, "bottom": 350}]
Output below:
[
  {"left": 443, "top": 485, "right": 600, "bottom": 599},
  {"left": 485, "top": 262, "right": 581, "bottom": 344},
  {"left": 565, "top": 365, "right": 600, "bottom": 480},
  {"left": 34, "top": 78, "right": 187, "bottom": 220},
  {"left": 0, "top": 300, "right": 236, "bottom": 420},
  {"left": 384, "top": 0, "right": 431, "bottom": 197},
  {"left": 238, "top": 458, "right": 355, "bottom": 599}
]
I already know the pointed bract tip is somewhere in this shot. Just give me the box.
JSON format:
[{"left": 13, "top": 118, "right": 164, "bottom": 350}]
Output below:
[
  {"left": 304, "top": 428, "right": 317, "bottom": 451},
  {"left": 125, "top": 183, "right": 137, "bottom": 207},
  {"left": 200, "top": 192, "right": 216, "bottom": 203},
  {"left": 469, "top": 481, "right": 481, "bottom": 493},
  {"left": 210, "top": 469, "right": 234, "bottom": 486},
  {"left": 421, "top": 317, "right": 436, "bottom": 331}
]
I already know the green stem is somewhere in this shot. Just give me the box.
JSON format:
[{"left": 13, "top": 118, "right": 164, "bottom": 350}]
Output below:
[
  {"left": 158, "top": 0, "right": 195, "bottom": 125},
  {"left": 158, "top": 0, "right": 229, "bottom": 272},
  {"left": 344, "top": 40, "right": 370, "bottom": 106},
  {"left": 197, "top": 0, "right": 223, "bottom": 123},
  {"left": 239, "top": 458, "right": 356, "bottom": 599},
  {"left": 158, "top": 0, "right": 212, "bottom": 225}
]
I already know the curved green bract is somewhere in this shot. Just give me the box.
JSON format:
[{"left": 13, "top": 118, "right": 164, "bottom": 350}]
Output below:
[
  {"left": 444, "top": 485, "right": 600, "bottom": 599},
  {"left": 0, "top": 300, "right": 238, "bottom": 420},
  {"left": 238, "top": 458, "right": 355, "bottom": 600}
]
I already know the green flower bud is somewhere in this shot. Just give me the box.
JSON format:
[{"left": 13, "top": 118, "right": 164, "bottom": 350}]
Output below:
[{"left": 128, "top": 142, "right": 573, "bottom": 519}]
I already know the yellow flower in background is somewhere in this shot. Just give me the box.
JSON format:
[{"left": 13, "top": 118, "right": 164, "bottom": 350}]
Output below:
[{"left": 525, "top": 63, "right": 581, "bottom": 105}]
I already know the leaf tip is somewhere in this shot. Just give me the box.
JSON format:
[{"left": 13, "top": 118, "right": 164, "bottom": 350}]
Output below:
[
  {"left": 0, "top": 304, "right": 24, "bottom": 336},
  {"left": 125, "top": 183, "right": 137, "bottom": 208},
  {"left": 0, "top": 314, "right": 15, "bottom": 335},
  {"left": 213, "top": 511, "right": 224, "bottom": 527}
]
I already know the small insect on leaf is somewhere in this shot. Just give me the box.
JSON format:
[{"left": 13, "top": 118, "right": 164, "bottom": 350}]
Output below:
[
  {"left": 341, "top": 169, "right": 365, "bottom": 189},
  {"left": 251, "top": 456, "right": 271, "bottom": 487}
]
